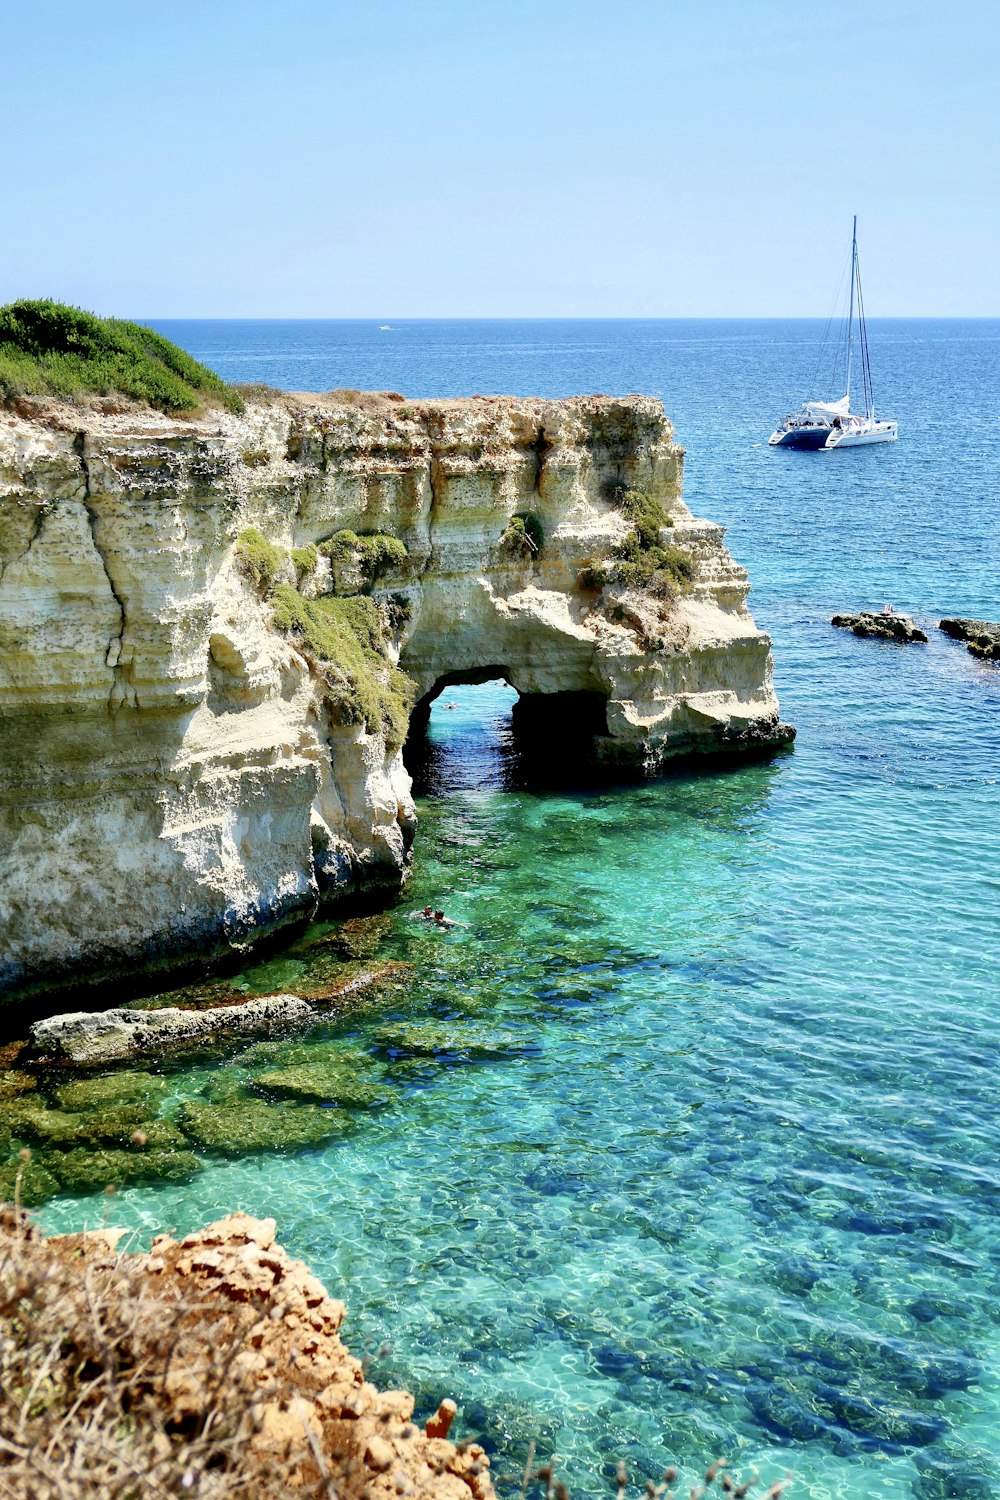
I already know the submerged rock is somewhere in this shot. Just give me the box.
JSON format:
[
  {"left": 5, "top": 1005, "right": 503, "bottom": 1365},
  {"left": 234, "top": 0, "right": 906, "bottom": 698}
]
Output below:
[
  {"left": 46, "top": 1146, "right": 202, "bottom": 1195},
  {"left": 0, "top": 1157, "right": 60, "bottom": 1206},
  {"left": 939, "top": 617, "right": 1000, "bottom": 660},
  {"left": 29, "top": 994, "right": 314, "bottom": 1065},
  {"left": 374, "top": 1022, "right": 528, "bottom": 1060},
  {"left": 831, "top": 611, "right": 928, "bottom": 643},
  {"left": 55, "top": 1070, "right": 167, "bottom": 1112},
  {"left": 255, "top": 1062, "right": 394, "bottom": 1109},
  {"left": 178, "top": 1096, "right": 353, "bottom": 1154}
]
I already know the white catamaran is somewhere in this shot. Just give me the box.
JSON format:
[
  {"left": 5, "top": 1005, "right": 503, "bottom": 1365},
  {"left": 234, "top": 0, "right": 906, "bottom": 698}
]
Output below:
[{"left": 769, "top": 217, "right": 898, "bottom": 450}]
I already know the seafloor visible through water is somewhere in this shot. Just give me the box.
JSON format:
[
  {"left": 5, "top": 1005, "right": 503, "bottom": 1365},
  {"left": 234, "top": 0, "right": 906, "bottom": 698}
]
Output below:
[{"left": 36, "top": 321, "right": 1000, "bottom": 1500}]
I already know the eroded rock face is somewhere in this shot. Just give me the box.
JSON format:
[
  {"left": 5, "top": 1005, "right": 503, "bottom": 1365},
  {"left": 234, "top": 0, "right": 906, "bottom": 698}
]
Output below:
[{"left": 0, "top": 392, "right": 790, "bottom": 1001}]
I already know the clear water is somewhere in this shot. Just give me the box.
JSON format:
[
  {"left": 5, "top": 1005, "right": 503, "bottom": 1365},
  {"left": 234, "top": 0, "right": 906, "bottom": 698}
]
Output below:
[{"left": 39, "top": 321, "right": 1000, "bottom": 1500}]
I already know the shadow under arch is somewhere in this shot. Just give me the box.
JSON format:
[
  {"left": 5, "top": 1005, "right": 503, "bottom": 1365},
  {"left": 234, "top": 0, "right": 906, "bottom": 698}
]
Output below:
[{"left": 404, "top": 668, "right": 612, "bottom": 795}]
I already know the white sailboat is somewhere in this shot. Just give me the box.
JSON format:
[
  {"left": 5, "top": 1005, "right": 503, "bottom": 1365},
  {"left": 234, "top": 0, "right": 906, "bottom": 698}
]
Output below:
[{"left": 769, "top": 217, "right": 898, "bottom": 450}]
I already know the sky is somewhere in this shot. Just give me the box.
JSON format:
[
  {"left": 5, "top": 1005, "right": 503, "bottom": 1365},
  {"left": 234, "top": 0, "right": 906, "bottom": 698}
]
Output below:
[{"left": 4, "top": 0, "right": 998, "bottom": 318}]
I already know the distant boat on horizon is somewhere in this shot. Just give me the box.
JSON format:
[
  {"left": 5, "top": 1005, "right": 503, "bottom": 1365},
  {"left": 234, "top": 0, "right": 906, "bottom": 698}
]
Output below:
[
  {"left": 379, "top": 324, "right": 393, "bottom": 331},
  {"left": 769, "top": 218, "right": 898, "bottom": 450}
]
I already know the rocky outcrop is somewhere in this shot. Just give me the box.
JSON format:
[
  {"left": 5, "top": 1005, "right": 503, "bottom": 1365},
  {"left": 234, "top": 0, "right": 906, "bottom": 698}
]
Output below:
[
  {"left": 0, "top": 392, "right": 790, "bottom": 1002},
  {"left": 0, "top": 1209, "right": 494, "bottom": 1499},
  {"left": 939, "top": 617, "right": 1000, "bottom": 660},
  {"left": 831, "top": 611, "right": 929, "bottom": 644},
  {"left": 28, "top": 992, "right": 313, "bottom": 1064}
]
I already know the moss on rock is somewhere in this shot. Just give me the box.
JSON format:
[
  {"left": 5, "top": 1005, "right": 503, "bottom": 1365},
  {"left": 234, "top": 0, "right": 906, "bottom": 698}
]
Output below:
[
  {"left": 46, "top": 1146, "right": 202, "bottom": 1195},
  {"left": 319, "top": 531, "right": 408, "bottom": 593},
  {"left": 270, "top": 587, "right": 414, "bottom": 749},
  {"left": 0, "top": 1157, "right": 60, "bottom": 1207},
  {"left": 254, "top": 1063, "right": 394, "bottom": 1109},
  {"left": 235, "top": 528, "right": 287, "bottom": 595},
  {"left": 56, "top": 1072, "right": 167, "bottom": 1114},
  {"left": 374, "top": 1023, "right": 526, "bottom": 1060},
  {"left": 178, "top": 1097, "right": 353, "bottom": 1155}
]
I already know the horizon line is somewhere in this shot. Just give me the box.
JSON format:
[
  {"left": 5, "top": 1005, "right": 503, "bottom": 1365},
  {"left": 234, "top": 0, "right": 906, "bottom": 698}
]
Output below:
[{"left": 134, "top": 313, "right": 1000, "bottom": 324}]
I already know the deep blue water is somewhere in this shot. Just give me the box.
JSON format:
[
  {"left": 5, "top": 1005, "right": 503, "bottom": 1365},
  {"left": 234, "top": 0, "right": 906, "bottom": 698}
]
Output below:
[{"left": 44, "top": 321, "right": 1000, "bottom": 1499}]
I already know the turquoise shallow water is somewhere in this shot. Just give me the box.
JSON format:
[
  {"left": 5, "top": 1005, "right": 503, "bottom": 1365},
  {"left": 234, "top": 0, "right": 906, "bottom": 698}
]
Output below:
[{"left": 37, "top": 321, "right": 1000, "bottom": 1499}]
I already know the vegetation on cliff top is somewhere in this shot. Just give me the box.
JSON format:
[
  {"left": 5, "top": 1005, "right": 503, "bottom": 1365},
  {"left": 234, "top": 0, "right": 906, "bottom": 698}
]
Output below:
[{"left": 0, "top": 299, "right": 243, "bottom": 414}]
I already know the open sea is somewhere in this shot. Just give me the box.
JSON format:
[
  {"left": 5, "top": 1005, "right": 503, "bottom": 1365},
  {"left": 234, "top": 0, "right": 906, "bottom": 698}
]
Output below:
[{"left": 39, "top": 320, "right": 1000, "bottom": 1500}]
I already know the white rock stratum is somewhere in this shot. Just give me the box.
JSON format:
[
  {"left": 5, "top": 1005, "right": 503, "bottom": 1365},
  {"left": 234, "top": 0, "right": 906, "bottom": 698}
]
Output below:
[{"left": 0, "top": 391, "right": 792, "bottom": 1001}]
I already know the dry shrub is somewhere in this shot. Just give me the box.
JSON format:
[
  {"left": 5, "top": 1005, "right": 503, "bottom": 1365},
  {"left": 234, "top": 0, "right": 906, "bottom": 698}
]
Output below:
[{"left": 0, "top": 1206, "right": 491, "bottom": 1500}]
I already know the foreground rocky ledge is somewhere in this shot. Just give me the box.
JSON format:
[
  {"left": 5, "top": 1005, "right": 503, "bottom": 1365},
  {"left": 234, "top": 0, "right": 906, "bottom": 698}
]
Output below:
[
  {"left": 0, "top": 1207, "right": 493, "bottom": 1500},
  {"left": 1, "top": 391, "right": 791, "bottom": 1002}
]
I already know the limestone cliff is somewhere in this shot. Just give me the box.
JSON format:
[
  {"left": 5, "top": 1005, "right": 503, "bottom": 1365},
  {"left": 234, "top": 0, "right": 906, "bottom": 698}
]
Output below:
[{"left": 0, "top": 391, "right": 791, "bottom": 1001}]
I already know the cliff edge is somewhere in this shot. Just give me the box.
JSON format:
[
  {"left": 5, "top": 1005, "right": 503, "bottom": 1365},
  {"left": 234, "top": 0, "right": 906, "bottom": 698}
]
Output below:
[{"left": 0, "top": 390, "right": 791, "bottom": 1001}]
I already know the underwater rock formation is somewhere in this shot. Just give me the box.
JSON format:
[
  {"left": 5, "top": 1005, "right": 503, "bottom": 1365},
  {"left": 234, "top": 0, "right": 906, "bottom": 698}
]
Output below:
[{"left": 0, "top": 391, "right": 790, "bottom": 1001}]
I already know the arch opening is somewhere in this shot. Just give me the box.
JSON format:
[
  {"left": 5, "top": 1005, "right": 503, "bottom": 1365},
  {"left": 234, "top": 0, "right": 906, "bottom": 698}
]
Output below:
[{"left": 403, "top": 670, "right": 611, "bottom": 795}]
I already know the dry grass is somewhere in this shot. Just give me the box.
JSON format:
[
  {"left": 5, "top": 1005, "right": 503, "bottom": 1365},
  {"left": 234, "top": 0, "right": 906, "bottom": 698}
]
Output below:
[{"left": 0, "top": 1210, "right": 321, "bottom": 1499}]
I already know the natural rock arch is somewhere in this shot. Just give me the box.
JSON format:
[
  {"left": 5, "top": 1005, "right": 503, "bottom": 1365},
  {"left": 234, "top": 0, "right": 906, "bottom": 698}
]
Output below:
[{"left": 0, "top": 391, "right": 792, "bottom": 1002}]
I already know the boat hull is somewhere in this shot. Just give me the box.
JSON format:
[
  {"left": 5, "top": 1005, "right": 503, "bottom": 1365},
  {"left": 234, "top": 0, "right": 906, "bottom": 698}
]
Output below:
[
  {"left": 825, "top": 422, "right": 898, "bottom": 448},
  {"left": 769, "top": 426, "right": 832, "bottom": 450}
]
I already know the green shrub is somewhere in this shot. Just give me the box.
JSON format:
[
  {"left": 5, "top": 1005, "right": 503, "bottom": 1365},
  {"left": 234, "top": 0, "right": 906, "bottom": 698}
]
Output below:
[
  {"left": 581, "top": 486, "right": 692, "bottom": 601},
  {"left": 616, "top": 488, "right": 672, "bottom": 546},
  {"left": 270, "top": 587, "right": 415, "bottom": 750},
  {"left": 235, "top": 528, "right": 286, "bottom": 594},
  {"left": 500, "top": 512, "right": 544, "bottom": 557},
  {"left": 290, "top": 544, "right": 318, "bottom": 582},
  {"left": 318, "top": 530, "right": 408, "bottom": 592},
  {"left": 617, "top": 540, "right": 694, "bottom": 598},
  {"left": 0, "top": 299, "right": 243, "bottom": 414},
  {"left": 241, "top": 447, "right": 270, "bottom": 467}
]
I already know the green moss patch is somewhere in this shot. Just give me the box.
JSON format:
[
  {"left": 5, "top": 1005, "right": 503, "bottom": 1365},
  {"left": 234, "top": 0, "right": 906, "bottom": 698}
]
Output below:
[
  {"left": 374, "top": 1023, "right": 527, "bottom": 1060},
  {"left": 270, "top": 587, "right": 415, "bottom": 749},
  {"left": 0, "top": 1158, "right": 60, "bottom": 1207},
  {"left": 0, "top": 300, "right": 242, "bottom": 414},
  {"left": 291, "top": 543, "right": 318, "bottom": 581},
  {"left": 178, "top": 1097, "right": 353, "bottom": 1155},
  {"left": 56, "top": 1072, "right": 167, "bottom": 1114},
  {"left": 319, "top": 531, "right": 408, "bottom": 592},
  {"left": 46, "top": 1146, "right": 201, "bottom": 1195},
  {"left": 235, "top": 527, "right": 287, "bottom": 594}
]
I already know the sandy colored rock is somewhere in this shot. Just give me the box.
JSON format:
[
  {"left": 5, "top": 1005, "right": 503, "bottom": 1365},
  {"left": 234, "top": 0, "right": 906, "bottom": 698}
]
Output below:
[
  {"left": 1, "top": 392, "right": 790, "bottom": 1003},
  {"left": 0, "top": 1208, "right": 493, "bottom": 1500}
]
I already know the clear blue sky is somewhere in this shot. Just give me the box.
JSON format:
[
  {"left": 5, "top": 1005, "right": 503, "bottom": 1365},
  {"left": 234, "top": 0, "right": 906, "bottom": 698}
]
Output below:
[{"left": 5, "top": 0, "right": 998, "bottom": 317}]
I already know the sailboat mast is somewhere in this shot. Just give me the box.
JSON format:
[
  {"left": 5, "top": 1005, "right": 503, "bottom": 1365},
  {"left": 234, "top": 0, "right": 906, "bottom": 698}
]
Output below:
[{"left": 846, "top": 214, "right": 857, "bottom": 407}]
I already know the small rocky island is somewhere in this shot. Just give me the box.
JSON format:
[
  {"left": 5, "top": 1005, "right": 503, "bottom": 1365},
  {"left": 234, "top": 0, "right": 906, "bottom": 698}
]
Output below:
[
  {"left": 831, "top": 610, "right": 929, "bottom": 644},
  {"left": 0, "top": 303, "right": 793, "bottom": 1005},
  {"left": 939, "top": 617, "right": 1000, "bottom": 660}
]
